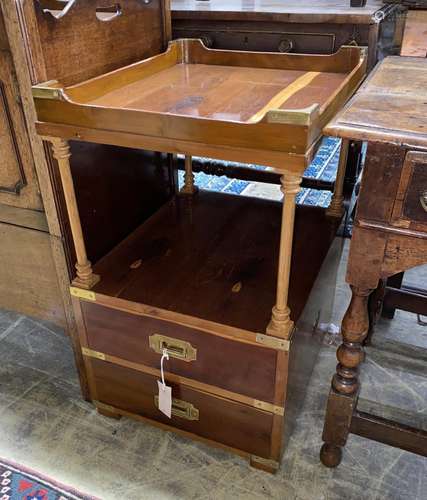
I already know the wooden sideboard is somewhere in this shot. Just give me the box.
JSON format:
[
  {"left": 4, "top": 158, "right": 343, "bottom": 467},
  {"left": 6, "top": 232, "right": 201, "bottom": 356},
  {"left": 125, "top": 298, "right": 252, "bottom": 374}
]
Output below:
[
  {"left": 0, "top": 6, "right": 65, "bottom": 325},
  {"left": 0, "top": 7, "right": 65, "bottom": 326},
  {"left": 171, "top": 0, "right": 406, "bottom": 71}
]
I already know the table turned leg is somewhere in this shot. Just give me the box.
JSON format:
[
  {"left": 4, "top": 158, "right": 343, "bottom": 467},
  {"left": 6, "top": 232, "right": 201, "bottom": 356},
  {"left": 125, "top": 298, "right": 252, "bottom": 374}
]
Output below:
[
  {"left": 326, "top": 139, "right": 349, "bottom": 218},
  {"left": 180, "top": 155, "right": 198, "bottom": 195},
  {"left": 51, "top": 138, "right": 100, "bottom": 289},
  {"left": 267, "top": 172, "right": 302, "bottom": 339},
  {"left": 320, "top": 285, "right": 372, "bottom": 467}
]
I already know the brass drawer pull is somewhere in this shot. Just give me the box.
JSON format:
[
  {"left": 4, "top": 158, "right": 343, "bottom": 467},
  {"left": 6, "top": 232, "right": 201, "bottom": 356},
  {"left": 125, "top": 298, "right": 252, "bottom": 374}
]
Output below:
[
  {"left": 154, "top": 396, "right": 199, "bottom": 421},
  {"left": 420, "top": 191, "right": 427, "bottom": 212},
  {"left": 149, "top": 334, "right": 197, "bottom": 362}
]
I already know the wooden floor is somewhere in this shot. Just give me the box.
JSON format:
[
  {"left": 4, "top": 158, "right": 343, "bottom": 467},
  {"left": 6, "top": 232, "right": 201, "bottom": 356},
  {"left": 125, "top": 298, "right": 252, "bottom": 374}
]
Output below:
[{"left": 93, "top": 190, "right": 339, "bottom": 332}]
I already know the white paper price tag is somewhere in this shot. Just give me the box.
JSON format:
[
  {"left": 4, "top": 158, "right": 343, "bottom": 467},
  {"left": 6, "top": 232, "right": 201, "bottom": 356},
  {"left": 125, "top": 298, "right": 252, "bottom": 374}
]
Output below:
[
  {"left": 157, "top": 380, "right": 172, "bottom": 418},
  {"left": 157, "top": 348, "right": 172, "bottom": 418}
]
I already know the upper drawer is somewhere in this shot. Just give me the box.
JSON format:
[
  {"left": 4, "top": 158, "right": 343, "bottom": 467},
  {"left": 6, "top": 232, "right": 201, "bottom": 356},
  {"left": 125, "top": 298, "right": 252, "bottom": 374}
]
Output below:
[
  {"left": 81, "top": 301, "right": 280, "bottom": 403},
  {"left": 391, "top": 151, "right": 427, "bottom": 233}
]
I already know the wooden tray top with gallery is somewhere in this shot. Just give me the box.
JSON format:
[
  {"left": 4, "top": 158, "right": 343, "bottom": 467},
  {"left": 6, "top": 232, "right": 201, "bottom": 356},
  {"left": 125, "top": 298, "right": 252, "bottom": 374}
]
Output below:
[{"left": 33, "top": 30, "right": 366, "bottom": 472}]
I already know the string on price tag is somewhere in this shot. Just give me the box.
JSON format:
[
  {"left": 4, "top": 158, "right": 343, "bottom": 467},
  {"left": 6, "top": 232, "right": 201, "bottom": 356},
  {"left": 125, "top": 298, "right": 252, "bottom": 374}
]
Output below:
[{"left": 157, "top": 348, "right": 172, "bottom": 418}]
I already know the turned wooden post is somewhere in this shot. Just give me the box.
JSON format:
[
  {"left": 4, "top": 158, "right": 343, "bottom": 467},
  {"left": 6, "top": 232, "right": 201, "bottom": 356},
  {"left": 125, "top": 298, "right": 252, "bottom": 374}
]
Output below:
[
  {"left": 320, "top": 285, "right": 372, "bottom": 467},
  {"left": 267, "top": 172, "right": 301, "bottom": 339},
  {"left": 180, "top": 155, "right": 198, "bottom": 195},
  {"left": 51, "top": 138, "right": 100, "bottom": 289},
  {"left": 333, "top": 286, "right": 371, "bottom": 394},
  {"left": 326, "top": 139, "right": 349, "bottom": 218}
]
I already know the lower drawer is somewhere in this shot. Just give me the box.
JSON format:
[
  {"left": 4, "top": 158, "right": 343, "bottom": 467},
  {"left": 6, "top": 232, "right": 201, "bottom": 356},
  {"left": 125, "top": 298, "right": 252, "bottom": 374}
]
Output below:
[{"left": 91, "top": 359, "right": 274, "bottom": 459}]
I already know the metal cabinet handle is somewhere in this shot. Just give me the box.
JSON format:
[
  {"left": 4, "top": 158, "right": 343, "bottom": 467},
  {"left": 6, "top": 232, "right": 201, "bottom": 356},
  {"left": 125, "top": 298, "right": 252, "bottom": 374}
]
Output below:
[
  {"left": 38, "top": 0, "right": 77, "bottom": 19},
  {"left": 420, "top": 190, "right": 427, "bottom": 212},
  {"left": 96, "top": 4, "right": 122, "bottom": 21},
  {"left": 149, "top": 334, "right": 197, "bottom": 362},
  {"left": 154, "top": 396, "right": 199, "bottom": 421},
  {"left": 278, "top": 39, "right": 293, "bottom": 53}
]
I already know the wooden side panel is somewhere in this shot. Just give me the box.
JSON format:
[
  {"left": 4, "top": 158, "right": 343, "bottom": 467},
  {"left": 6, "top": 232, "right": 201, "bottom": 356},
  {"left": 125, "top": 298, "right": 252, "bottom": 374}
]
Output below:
[
  {"left": 356, "top": 142, "right": 406, "bottom": 224},
  {"left": 81, "top": 301, "right": 279, "bottom": 402},
  {"left": 31, "top": 0, "right": 170, "bottom": 86},
  {"left": 400, "top": 10, "right": 427, "bottom": 58},
  {"left": 346, "top": 226, "right": 387, "bottom": 289},
  {"left": 0, "top": 11, "right": 42, "bottom": 211},
  {"left": 69, "top": 145, "right": 174, "bottom": 266},
  {"left": 0, "top": 222, "right": 64, "bottom": 325},
  {"left": 91, "top": 358, "right": 274, "bottom": 458}
]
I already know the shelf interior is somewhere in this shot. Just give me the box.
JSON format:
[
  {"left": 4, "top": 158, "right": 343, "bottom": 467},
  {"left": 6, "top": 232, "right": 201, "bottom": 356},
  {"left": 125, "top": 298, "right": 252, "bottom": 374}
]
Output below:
[{"left": 93, "top": 190, "right": 339, "bottom": 332}]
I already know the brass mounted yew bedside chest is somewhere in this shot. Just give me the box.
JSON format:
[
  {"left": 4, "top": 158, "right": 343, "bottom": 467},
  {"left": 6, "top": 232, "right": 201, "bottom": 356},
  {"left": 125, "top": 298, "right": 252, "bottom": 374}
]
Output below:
[{"left": 32, "top": 38, "right": 366, "bottom": 472}]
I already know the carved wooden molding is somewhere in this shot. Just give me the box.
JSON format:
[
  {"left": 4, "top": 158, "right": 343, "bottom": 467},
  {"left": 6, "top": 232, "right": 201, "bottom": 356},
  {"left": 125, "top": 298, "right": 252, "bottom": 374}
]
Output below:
[{"left": 0, "top": 80, "right": 26, "bottom": 194}]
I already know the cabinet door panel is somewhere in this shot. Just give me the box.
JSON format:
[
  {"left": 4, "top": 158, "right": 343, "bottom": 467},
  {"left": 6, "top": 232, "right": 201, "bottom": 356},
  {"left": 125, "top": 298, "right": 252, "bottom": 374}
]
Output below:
[{"left": 0, "top": 39, "right": 42, "bottom": 210}]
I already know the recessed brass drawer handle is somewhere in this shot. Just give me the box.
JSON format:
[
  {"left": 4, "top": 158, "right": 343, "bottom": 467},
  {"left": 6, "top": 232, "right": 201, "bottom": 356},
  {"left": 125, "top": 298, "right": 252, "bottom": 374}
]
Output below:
[
  {"left": 420, "top": 190, "right": 427, "bottom": 212},
  {"left": 149, "top": 334, "right": 197, "bottom": 362},
  {"left": 154, "top": 396, "right": 199, "bottom": 421}
]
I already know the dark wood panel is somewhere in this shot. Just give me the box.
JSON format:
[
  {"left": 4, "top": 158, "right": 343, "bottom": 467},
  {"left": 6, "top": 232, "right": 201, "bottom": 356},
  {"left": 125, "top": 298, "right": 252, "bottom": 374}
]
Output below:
[
  {"left": 356, "top": 142, "right": 406, "bottom": 223},
  {"left": 171, "top": 0, "right": 386, "bottom": 24},
  {"left": 350, "top": 410, "right": 427, "bottom": 457},
  {"left": 0, "top": 11, "right": 42, "bottom": 210},
  {"left": 32, "top": 0, "right": 170, "bottom": 86},
  {"left": 93, "top": 191, "right": 339, "bottom": 332},
  {"left": 82, "top": 301, "right": 278, "bottom": 402},
  {"left": 402, "top": 161, "right": 427, "bottom": 223},
  {"left": 383, "top": 285, "right": 427, "bottom": 316},
  {"left": 92, "top": 359, "right": 274, "bottom": 458},
  {"left": 48, "top": 144, "right": 174, "bottom": 274}
]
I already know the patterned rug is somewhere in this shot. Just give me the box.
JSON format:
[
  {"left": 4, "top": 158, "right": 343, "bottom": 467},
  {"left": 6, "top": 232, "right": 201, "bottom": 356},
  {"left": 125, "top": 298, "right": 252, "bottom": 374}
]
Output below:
[
  {"left": 0, "top": 459, "right": 96, "bottom": 500},
  {"left": 178, "top": 137, "right": 342, "bottom": 208}
]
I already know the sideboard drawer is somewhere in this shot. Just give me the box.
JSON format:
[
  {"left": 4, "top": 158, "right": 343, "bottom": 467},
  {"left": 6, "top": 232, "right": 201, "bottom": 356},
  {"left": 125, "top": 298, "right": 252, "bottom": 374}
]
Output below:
[
  {"left": 392, "top": 151, "right": 427, "bottom": 232},
  {"left": 172, "top": 27, "right": 335, "bottom": 54},
  {"left": 91, "top": 358, "right": 274, "bottom": 459},
  {"left": 81, "top": 301, "right": 279, "bottom": 403}
]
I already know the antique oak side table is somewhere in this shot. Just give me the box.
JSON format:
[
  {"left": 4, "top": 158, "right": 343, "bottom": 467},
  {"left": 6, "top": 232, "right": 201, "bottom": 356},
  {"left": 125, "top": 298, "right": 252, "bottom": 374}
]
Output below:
[
  {"left": 32, "top": 39, "right": 366, "bottom": 472},
  {"left": 320, "top": 56, "right": 427, "bottom": 466}
]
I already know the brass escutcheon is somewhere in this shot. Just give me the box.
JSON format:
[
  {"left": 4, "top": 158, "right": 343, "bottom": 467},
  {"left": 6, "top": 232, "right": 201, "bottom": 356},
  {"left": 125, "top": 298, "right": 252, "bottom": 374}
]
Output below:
[
  {"left": 154, "top": 395, "right": 199, "bottom": 421},
  {"left": 149, "top": 334, "right": 197, "bottom": 362}
]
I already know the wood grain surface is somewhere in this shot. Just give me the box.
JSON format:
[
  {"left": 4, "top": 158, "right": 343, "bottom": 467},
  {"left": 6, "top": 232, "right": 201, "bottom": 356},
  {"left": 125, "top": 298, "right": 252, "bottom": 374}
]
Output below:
[
  {"left": 89, "top": 64, "right": 346, "bottom": 122},
  {"left": 401, "top": 10, "right": 427, "bottom": 58},
  {"left": 91, "top": 358, "right": 274, "bottom": 458},
  {"left": 171, "top": 0, "right": 386, "bottom": 24},
  {"left": 31, "top": 0, "right": 171, "bottom": 86},
  {"left": 82, "top": 300, "right": 279, "bottom": 403},
  {"left": 325, "top": 56, "right": 427, "bottom": 148},
  {"left": 91, "top": 192, "right": 338, "bottom": 333},
  {"left": 34, "top": 40, "right": 365, "bottom": 172}
]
